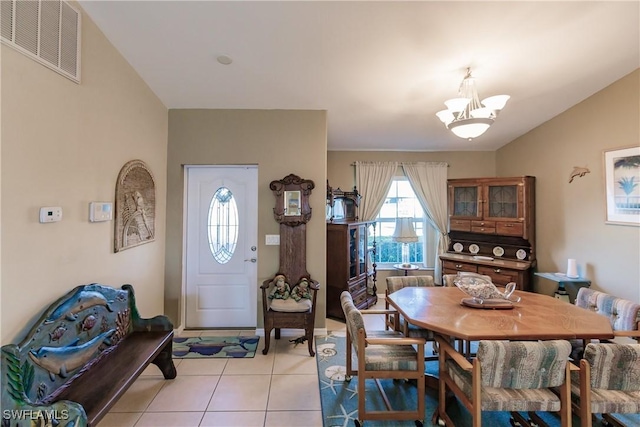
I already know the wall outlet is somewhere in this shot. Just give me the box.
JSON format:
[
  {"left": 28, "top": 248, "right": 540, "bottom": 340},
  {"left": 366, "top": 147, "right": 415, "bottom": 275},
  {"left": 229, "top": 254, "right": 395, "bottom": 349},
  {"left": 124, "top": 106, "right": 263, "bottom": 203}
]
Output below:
[
  {"left": 39, "top": 206, "right": 62, "bottom": 223},
  {"left": 265, "top": 234, "right": 280, "bottom": 245}
]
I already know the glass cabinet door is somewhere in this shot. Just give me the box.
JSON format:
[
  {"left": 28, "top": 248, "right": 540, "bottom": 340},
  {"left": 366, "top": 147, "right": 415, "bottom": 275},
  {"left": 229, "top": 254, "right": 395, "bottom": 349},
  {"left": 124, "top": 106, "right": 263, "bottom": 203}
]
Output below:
[
  {"left": 485, "top": 184, "right": 520, "bottom": 219},
  {"left": 349, "top": 227, "right": 357, "bottom": 278},
  {"left": 451, "top": 185, "right": 481, "bottom": 218},
  {"left": 358, "top": 224, "right": 366, "bottom": 277}
]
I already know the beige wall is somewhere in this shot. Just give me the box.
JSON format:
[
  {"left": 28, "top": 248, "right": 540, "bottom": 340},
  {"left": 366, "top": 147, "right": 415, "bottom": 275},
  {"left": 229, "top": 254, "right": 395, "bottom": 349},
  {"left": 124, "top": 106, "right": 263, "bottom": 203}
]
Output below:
[
  {"left": 1, "top": 7, "right": 168, "bottom": 343},
  {"left": 497, "top": 69, "right": 640, "bottom": 302},
  {"left": 165, "top": 110, "right": 327, "bottom": 329},
  {"left": 327, "top": 150, "right": 496, "bottom": 290}
]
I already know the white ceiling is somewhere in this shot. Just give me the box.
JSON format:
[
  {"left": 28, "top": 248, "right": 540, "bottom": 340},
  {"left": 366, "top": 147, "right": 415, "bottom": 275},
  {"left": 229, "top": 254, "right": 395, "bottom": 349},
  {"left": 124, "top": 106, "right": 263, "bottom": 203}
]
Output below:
[{"left": 79, "top": 1, "right": 639, "bottom": 152}]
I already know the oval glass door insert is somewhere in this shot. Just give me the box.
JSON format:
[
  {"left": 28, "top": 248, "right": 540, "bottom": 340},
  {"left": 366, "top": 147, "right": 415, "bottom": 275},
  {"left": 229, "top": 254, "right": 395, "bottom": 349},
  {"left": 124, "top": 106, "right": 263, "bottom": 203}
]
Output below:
[{"left": 208, "top": 187, "right": 238, "bottom": 264}]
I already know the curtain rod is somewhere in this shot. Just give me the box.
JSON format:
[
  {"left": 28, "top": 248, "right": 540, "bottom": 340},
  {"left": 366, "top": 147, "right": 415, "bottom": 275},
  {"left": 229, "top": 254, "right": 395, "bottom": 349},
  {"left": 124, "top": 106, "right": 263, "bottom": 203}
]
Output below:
[{"left": 350, "top": 162, "right": 449, "bottom": 167}]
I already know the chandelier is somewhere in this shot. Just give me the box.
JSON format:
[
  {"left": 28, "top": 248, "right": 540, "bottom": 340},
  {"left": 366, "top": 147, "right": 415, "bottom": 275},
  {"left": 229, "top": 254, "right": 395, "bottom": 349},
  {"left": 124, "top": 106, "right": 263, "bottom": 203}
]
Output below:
[{"left": 436, "top": 68, "right": 510, "bottom": 140}]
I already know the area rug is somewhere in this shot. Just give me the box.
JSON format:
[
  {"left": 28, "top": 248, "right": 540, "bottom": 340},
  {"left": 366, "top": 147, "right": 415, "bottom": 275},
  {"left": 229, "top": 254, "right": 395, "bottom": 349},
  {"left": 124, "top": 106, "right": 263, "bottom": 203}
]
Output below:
[
  {"left": 315, "top": 333, "right": 639, "bottom": 427},
  {"left": 173, "top": 336, "right": 259, "bottom": 358}
]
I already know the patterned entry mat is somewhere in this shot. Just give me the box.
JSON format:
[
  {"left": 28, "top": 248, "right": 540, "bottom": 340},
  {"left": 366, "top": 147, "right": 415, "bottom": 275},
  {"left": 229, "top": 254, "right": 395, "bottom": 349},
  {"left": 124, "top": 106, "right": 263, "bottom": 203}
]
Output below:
[{"left": 173, "top": 336, "right": 259, "bottom": 358}]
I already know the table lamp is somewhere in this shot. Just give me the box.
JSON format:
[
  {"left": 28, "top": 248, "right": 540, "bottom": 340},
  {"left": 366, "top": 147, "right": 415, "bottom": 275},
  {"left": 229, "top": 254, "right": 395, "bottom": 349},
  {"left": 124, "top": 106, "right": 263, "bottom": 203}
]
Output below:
[{"left": 392, "top": 217, "right": 418, "bottom": 268}]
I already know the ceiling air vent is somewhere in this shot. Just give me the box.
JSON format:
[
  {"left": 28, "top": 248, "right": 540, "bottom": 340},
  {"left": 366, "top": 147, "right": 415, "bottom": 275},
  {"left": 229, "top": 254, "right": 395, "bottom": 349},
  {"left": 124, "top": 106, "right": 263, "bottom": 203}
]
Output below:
[{"left": 1, "top": 0, "right": 81, "bottom": 83}]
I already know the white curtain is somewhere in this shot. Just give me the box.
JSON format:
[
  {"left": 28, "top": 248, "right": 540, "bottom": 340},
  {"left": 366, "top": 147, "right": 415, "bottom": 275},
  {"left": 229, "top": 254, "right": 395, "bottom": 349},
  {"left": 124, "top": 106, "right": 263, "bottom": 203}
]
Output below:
[
  {"left": 402, "top": 162, "right": 449, "bottom": 284},
  {"left": 355, "top": 161, "right": 399, "bottom": 221}
]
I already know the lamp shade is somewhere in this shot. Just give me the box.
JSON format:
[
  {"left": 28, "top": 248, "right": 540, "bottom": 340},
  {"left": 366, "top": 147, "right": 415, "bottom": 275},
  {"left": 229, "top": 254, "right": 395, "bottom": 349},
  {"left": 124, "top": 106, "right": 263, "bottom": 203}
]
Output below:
[
  {"left": 392, "top": 217, "right": 418, "bottom": 243},
  {"left": 448, "top": 118, "right": 493, "bottom": 139}
]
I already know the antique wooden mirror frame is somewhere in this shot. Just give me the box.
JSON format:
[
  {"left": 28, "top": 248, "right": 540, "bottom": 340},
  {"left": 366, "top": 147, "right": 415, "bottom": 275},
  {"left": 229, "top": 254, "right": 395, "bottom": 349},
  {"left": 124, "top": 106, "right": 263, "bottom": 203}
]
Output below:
[{"left": 270, "top": 174, "right": 314, "bottom": 227}]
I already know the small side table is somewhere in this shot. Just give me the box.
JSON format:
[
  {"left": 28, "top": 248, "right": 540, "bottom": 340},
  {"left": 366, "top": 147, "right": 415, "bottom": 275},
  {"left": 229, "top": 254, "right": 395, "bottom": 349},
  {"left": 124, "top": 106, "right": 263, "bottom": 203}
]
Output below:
[
  {"left": 393, "top": 264, "right": 419, "bottom": 276},
  {"left": 534, "top": 272, "right": 591, "bottom": 304}
]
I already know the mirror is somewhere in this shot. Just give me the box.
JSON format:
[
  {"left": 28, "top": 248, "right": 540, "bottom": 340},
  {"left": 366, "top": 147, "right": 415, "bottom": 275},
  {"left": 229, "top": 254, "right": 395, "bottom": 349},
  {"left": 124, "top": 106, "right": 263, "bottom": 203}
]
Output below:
[
  {"left": 284, "top": 190, "right": 301, "bottom": 216},
  {"left": 270, "top": 174, "right": 315, "bottom": 226}
]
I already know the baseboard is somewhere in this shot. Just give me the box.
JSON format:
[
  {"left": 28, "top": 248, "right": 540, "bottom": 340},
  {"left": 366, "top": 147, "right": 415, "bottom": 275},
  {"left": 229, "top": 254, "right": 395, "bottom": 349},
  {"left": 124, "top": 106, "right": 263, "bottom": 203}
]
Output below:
[
  {"left": 255, "top": 327, "right": 327, "bottom": 337},
  {"left": 174, "top": 325, "right": 329, "bottom": 337}
]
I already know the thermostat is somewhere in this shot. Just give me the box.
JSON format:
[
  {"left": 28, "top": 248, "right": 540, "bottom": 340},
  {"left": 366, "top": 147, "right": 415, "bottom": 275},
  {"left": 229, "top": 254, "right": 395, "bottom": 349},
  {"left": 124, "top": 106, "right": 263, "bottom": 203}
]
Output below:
[
  {"left": 89, "top": 202, "right": 113, "bottom": 222},
  {"left": 39, "top": 206, "right": 62, "bottom": 223}
]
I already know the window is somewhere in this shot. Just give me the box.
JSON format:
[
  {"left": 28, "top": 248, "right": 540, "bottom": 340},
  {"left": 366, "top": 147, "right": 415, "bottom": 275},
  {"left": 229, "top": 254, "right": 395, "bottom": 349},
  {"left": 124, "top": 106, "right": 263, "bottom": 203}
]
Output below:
[
  {"left": 208, "top": 187, "right": 239, "bottom": 264},
  {"left": 372, "top": 178, "right": 438, "bottom": 269}
]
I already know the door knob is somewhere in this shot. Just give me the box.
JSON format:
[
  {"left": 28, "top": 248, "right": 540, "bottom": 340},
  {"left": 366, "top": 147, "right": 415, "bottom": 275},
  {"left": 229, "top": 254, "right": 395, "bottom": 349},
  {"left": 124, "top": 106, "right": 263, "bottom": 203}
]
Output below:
[{"left": 245, "top": 258, "right": 257, "bottom": 263}]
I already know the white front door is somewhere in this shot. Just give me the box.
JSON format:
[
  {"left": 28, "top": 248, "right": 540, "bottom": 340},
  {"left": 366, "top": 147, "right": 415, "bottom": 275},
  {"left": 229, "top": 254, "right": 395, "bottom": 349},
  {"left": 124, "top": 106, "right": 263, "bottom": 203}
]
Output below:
[{"left": 185, "top": 166, "right": 258, "bottom": 328}]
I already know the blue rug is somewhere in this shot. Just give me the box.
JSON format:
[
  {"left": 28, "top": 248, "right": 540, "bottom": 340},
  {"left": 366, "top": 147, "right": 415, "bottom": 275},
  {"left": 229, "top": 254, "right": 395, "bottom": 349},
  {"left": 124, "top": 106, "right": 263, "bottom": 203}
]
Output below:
[
  {"left": 315, "top": 333, "right": 639, "bottom": 426},
  {"left": 173, "top": 336, "right": 259, "bottom": 358}
]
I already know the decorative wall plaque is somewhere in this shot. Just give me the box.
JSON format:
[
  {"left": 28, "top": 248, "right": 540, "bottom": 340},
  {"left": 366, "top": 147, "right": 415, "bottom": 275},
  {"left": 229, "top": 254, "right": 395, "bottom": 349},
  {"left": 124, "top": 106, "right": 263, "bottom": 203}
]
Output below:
[{"left": 114, "top": 160, "right": 156, "bottom": 252}]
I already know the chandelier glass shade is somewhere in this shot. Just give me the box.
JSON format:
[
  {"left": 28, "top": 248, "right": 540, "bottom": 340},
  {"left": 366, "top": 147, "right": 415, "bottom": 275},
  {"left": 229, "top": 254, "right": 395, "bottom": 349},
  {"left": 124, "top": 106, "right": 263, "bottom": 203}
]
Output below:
[{"left": 436, "top": 68, "right": 510, "bottom": 140}]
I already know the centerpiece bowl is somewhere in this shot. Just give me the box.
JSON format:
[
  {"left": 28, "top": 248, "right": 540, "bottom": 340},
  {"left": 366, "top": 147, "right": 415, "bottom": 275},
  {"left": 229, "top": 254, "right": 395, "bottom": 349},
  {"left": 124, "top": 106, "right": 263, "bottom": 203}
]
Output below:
[{"left": 454, "top": 274, "right": 521, "bottom": 309}]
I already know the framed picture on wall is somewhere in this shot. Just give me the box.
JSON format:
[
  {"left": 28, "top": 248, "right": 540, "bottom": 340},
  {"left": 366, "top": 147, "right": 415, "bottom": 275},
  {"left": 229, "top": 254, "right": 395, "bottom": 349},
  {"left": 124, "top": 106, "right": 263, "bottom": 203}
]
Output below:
[{"left": 604, "top": 145, "right": 640, "bottom": 226}]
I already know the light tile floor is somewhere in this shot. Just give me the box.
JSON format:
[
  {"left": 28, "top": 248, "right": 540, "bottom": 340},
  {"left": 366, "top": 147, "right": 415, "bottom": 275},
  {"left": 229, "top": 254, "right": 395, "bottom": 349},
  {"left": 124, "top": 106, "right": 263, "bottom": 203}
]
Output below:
[{"left": 98, "top": 299, "right": 388, "bottom": 427}]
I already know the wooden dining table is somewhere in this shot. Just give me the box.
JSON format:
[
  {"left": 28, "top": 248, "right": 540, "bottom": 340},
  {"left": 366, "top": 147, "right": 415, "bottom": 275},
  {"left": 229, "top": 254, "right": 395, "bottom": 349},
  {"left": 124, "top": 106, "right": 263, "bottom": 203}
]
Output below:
[
  {"left": 387, "top": 286, "right": 615, "bottom": 425},
  {"left": 386, "top": 286, "right": 614, "bottom": 342}
]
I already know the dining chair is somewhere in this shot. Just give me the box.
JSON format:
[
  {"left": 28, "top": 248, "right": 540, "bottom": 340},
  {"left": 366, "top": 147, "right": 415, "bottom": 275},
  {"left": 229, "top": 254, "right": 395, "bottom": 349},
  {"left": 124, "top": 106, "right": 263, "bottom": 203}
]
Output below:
[
  {"left": 571, "top": 288, "right": 640, "bottom": 359},
  {"left": 340, "top": 291, "right": 426, "bottom": 426},
  {"left": 385, "top": 275, "right": 434, "bottom": 330},
  {"left": 385, "top": 276, "right": 438, "bottom": 359},
  {"left": 436, "top": 336, "right": 573, "bottom": 427},
  {"left": 442, "top": 272, "right": 492, "bottom": 358},
  {"left": 570, "top": 342, "right": 640, "bottom": 427}
]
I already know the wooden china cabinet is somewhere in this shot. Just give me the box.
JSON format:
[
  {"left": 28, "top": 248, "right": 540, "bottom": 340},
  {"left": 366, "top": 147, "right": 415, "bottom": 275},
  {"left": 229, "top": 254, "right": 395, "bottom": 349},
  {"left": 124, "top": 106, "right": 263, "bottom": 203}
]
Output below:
[
  {"left": 325, "top": 183, "right": 377, "bottom": 320},
  {"left": 440, "top": 176, "right": 536, "bottom": 291}
]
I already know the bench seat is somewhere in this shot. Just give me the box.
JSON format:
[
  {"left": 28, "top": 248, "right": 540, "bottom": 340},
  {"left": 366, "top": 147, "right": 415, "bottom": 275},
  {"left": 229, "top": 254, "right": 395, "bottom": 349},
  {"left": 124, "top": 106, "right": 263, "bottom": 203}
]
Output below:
[
  {"left": 1, "top": 283, "right": 177, "bottom": 427},
  {"left": 52, "top": 330, "right": 175, "bottom": 426}
]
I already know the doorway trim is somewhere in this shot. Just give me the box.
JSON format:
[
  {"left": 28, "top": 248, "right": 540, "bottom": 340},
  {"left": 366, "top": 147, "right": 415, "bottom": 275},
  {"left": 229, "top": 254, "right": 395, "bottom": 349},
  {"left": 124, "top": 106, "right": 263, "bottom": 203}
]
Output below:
[{"left": 179, "top": 164, "right": 258, "bottom": 331}]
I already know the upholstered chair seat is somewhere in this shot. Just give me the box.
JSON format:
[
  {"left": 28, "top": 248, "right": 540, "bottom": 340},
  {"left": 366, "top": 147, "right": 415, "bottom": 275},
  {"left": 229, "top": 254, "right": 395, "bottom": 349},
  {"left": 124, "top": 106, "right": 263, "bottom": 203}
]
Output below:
[
  {"left": 571, "top": 343, "right": 640, "bottom": 427},
  {"left": 436, "top": 337, "right": 573, "bottom": 427},
  {"left": 340, "top": 291, "right": 426, "bottom": 425},
  {"left": 571, "top": 288, "right": 640, "bottom": 359}
]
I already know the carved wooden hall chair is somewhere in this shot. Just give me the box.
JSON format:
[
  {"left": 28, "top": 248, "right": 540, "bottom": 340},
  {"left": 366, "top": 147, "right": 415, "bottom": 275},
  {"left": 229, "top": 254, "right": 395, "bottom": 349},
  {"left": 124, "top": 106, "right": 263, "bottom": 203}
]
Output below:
[
  {"left": 341, "top": 291, "right": 426, "bottom": 426},
  {"left": 261, "top": 174, "right": 319, "bottom": 357}
]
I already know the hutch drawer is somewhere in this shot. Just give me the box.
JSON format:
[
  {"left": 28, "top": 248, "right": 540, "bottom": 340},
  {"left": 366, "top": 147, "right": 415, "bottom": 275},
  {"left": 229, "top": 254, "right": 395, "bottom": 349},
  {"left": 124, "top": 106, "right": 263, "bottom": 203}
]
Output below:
[
  {"left": 496, "top": 221, "right": 524, "bottom": 236},
  {"left": 478, "top": 265, "right": 520, "bottom": 286},
  {"left": 443, "top": 260, "right": 477, "bottom": 273},
  {"left": 450, "top": 219, "right": 471, "bottom": 232},
  {"left": 471, "top": 220, "right": 496, "bottom": 234}
]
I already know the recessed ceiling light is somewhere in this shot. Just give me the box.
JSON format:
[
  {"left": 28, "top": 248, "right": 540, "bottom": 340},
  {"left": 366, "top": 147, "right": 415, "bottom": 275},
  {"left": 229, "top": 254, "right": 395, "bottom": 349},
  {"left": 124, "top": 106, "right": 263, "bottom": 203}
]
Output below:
[{"left": 216, "top": 55, "right": 233, "bottom": 65}]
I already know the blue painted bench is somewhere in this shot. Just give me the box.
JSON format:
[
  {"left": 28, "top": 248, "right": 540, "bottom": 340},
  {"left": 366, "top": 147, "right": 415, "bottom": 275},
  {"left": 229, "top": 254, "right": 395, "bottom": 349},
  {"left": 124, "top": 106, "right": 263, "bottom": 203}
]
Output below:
[{"left": 1, "top": 283, "right": 176, "bottom": 427}]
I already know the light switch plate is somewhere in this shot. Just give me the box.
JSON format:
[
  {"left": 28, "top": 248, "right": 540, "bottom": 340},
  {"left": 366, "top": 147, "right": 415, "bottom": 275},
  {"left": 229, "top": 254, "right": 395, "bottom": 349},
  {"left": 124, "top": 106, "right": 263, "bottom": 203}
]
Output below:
[{"left": 265, "top": 234, "right": 280, "bottom": 245}]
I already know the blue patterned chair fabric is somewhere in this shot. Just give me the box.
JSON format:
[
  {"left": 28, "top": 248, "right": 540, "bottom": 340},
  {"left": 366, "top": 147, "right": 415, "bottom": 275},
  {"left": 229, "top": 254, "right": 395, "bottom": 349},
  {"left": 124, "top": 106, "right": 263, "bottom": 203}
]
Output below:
[
  {"left": 575, "top": 288, "right": 640, "bottom": 333},
  {"left": 436, "top": 337, "right": 573, "bottom": 427},
  {"left": 572, "top": 288, "right": 640, "bottom": 360},
  {"left": 571, "top": 343, "right": 640, "bottom": 425},
  {"left": 339, "top": 291, "right": 426, "bottom": 424}
]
